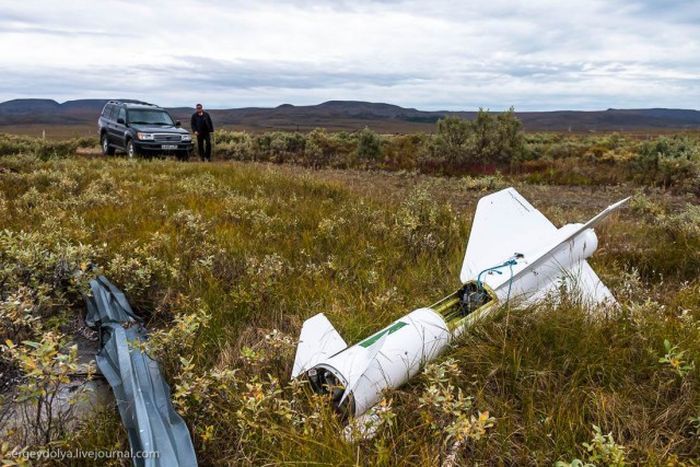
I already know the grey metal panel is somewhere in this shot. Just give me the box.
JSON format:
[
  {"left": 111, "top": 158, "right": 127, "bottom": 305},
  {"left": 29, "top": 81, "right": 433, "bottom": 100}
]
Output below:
[
  {"left": 86, "top": 276, "right": 197, "bottom": 467},
  {"left": 85, "top": 275, "right": 141, "bottom": 327}
]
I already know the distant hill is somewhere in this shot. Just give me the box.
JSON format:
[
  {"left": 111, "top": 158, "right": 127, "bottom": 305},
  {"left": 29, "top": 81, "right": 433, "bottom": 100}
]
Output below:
[{"left": 1, "top": 98, "right": 700, "bottom": 133}]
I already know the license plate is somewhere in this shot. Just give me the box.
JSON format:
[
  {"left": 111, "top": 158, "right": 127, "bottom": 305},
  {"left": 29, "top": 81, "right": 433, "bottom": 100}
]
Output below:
[{"left": 161, "top": 144, "right": 178, "bottom": 150}]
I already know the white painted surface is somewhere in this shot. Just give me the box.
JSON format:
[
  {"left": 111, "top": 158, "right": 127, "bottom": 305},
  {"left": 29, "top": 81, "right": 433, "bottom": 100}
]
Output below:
[{"left": 314, "top": 308, "right": 450, "bottom": 417}]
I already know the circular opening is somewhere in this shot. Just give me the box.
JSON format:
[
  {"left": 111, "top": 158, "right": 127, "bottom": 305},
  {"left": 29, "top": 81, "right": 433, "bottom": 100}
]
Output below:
[{"left": 306, "top": 367, "right": 355, "bottom": 420}]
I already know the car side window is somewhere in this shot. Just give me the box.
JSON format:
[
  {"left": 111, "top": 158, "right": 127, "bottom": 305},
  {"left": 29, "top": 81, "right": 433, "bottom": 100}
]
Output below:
[
  {"left": 102, "top": 105, "right": 112, "bottom": 117},
  {"left": 118, "top": 108, "right": 126, "bottom": 123},
  {"left": 109, "top": 106, "right": 118, "bottom": 120}
]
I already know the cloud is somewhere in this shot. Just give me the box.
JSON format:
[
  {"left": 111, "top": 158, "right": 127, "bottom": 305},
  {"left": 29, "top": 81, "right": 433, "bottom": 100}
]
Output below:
[
  {"left": 145, "top": 56, "right": 425, "bottom": 89},
  {"left": 0, "top": 0, "right": 697, "bottom": 110}
]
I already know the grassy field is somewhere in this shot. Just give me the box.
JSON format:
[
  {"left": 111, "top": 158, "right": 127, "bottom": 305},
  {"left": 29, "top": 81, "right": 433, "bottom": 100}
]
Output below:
[{"left": 0, "top": 146, "right": 699, "bottom": 465}]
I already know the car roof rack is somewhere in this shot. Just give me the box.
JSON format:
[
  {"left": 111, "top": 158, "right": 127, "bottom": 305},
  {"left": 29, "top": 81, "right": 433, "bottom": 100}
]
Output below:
[{"left": 106, "top": 99, "right": 158, "bottom": 107}]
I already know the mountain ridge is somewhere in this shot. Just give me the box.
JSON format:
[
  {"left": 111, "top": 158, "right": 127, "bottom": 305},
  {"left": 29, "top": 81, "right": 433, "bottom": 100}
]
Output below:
[{"left": 1, "top": 98, "right": 699, "bottom": 132}]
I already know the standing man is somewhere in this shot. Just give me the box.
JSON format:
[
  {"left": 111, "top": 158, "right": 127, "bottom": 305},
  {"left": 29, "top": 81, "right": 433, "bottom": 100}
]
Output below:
[{"left": 190, "top": 103, "right": 214, "bottom": 161}]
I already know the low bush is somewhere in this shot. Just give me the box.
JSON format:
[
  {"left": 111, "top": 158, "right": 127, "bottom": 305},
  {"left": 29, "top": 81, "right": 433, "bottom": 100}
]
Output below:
[
  {"left": 214, "top": 112, "right": 526, "bottom": 174},
  {"left": 419, "top": 109, "right": 527, "bottom": 172},
  {"left": 0, "top": 134, "right": 79, "bottom": 159},
  {"left": 632, "top": 136, "right": 700, "bottom": 192},
  {"left": 5, "top": 124, "right": 700, "bottom": 195}
]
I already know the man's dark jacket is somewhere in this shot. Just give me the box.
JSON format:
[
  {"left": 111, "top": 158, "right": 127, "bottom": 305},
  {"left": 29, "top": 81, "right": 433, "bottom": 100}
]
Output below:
[{"left": 190, "top": 111, "right": 214, "bottom": 135}]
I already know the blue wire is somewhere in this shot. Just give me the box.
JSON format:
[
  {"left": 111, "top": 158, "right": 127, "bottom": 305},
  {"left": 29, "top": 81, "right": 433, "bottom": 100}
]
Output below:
[{"left": 476, "top": 258, "right": 518, "bottom": 303}]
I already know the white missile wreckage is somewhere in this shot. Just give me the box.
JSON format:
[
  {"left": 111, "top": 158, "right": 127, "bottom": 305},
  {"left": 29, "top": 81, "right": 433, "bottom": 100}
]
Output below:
[{"left": 292, "top": 187, "right": 629, "bottom": 419}]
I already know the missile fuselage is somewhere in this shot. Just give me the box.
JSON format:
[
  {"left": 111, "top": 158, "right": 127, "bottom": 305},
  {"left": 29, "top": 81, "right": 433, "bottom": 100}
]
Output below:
[
  {"left": 308, "top": 307, "right": 452, "bottom": 417},
  {"left": 292, "top": 188, "right": 628, "bottom": 419}
]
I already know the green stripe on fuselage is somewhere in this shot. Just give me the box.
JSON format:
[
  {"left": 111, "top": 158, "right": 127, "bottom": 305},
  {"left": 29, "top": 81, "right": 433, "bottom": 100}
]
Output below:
[{"left": 359, "top": 321, "right": 408, "bottom": 348}]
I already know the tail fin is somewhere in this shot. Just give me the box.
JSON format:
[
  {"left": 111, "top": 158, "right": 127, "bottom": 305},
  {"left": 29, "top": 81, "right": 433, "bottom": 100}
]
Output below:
[
  {"left": 527, "top": 259, "right": 615, "bottom": 306},
  {"left": 462, "top": 188, "right": 629, "bottom": 306},
  {"left": 292, "top": 313, "right": 347, "bottom": 378},
  {"left": 574, "top": 260, "right": 615, "bottom": 305},
  {"left": 511, "top": 198, "right": 628, "bottom": 306},
  {"left": 461, "top": 187, "right": 559, "bottom": 284}
]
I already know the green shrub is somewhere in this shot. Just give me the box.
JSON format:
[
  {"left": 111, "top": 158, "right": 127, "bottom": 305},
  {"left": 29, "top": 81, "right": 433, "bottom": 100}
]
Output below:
[
  {"left": 260, "top": 131, "right": 306, "bottom": 163},
  {"left": 0, "top": 134, "right": 79, "bottom": 160},
  {"left": 605, "top": 202, "right": 700, "bottom": 281},
  {"left": 74, "top": 136, "right": 99, "bottom": 149},
  {"left": 381, "top": 133, "right": 426, "bottom": 170},
  {"left": 420, "top": 109, "right": 526, "bottom": 172},
  {"left": 354, "top": 127, "right": 383, "bottom": 165},
  {"left": 432, "top": 115, "right": 472, "bottom": 167},
  {"left": 0, "top": 134, "right": 82, "bottom": 160},
  {"left": 214, "top": 131, "right": 255, "bottom": 161},
  {"left": 475, "top": 107, "right": 527, "bottom": 163},
  {"left": 632, "top": 136, "right": 700, "bottom": 191},
  {"left": 544, "top": 139, "right": 589, "bottom": 160},
  {"left": 303, "top": 128, "right": 355, "bottom": 168},
  {"left": 3, "top": 333, "right": 88, "bottom": 445}
]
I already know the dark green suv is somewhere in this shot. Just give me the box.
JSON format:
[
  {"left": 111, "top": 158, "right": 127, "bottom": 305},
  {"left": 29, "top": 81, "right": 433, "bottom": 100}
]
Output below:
[{"left": 98, "top": 100, "right": 193, "bottom": 159}]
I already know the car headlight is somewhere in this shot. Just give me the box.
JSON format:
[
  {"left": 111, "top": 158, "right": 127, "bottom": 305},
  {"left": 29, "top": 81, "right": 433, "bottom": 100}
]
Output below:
[
  {"left": 181, "top": 134, "right": 192, "bottom": 141},
  {"left": 137, "top": 132, "right": 155, "bottom": 140}
]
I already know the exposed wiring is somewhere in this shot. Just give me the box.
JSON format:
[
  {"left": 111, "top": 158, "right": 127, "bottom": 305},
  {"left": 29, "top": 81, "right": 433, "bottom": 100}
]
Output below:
[{"left": 476, "top": 256, "right": 520, "bottom": 303}]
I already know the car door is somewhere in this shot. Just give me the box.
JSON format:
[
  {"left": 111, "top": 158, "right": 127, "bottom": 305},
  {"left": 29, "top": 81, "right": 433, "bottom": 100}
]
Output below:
[
  {"left": 114, "top": 107, "right": 128, "bottom": 149},
  {"left": 99, "top": 104, "right": 112, "bottom": 141},
  {"left": 102, "top": 105, "right": 115, "bottom": 144},
  {"left": 106, "top": 105, "right": 120, "bottom": 146}
]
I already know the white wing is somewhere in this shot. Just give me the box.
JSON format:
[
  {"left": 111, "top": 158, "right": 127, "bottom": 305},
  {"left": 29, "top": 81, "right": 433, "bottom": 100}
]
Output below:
[
  {"left": 460, "top": 187, "right": 559, "bottom": 284},
  {"left": 576, "top": 260, "right": 615, "bottom": 305},
  {"left": 526, "top": 260, "right": 615, "bottom": 307},
  {"left": 291, "top": 313, "right": 347, "bottom": 378}
]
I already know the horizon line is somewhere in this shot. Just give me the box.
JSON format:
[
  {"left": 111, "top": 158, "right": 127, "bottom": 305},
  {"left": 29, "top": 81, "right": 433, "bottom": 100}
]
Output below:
[{"left": 0, "top": 97, "right": 699, "bottom": 114}]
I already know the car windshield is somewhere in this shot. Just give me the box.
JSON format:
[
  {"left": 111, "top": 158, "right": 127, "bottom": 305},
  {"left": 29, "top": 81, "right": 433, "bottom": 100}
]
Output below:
[{"left": 128, "top": 109, "right": 174, "bottom": 125}]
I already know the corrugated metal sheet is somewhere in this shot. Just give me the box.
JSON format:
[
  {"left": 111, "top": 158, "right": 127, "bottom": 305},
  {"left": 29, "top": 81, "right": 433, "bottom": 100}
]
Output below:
[{"left": 85, "top": 276, "right": 197, "bottom": 467}]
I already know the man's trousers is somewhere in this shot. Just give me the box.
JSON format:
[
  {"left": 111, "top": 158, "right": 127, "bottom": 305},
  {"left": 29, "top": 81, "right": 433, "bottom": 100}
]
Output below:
[{"left": 197, "top": 133, "right": 212, "bottom": 161}]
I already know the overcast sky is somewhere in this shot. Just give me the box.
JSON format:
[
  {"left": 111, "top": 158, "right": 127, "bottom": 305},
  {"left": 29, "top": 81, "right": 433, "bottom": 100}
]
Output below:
[{"left": 1, "top": 0, "right": 698, "bottom": 110}]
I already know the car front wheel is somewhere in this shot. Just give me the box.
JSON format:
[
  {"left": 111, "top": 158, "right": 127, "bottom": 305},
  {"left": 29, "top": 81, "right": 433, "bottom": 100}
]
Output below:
[
  {"left": 126, "top": 140, "right": 136, "bottom": 159},
  {"left": 101, "top": 134, "right": 115, "bottom": 156}
]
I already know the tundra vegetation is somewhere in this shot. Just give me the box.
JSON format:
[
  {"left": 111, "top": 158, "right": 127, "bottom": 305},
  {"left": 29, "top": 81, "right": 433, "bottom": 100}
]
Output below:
[{"left": 0, "top": 116, "right": 698, "bottom": 465}]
